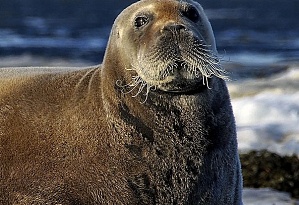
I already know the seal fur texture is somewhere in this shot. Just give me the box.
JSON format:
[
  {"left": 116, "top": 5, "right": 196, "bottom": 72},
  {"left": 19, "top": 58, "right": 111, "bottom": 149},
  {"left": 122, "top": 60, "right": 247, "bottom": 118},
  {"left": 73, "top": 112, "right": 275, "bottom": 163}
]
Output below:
[{"left": 0, "top": 0, "right": 243, "bottom": 204}]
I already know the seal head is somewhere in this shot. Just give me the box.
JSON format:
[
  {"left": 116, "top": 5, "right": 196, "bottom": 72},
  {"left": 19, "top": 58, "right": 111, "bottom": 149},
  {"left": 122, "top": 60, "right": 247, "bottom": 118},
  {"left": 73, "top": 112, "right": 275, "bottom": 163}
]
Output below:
[{"left": 108, "top": 0, "right": 228, "bottom": 99}]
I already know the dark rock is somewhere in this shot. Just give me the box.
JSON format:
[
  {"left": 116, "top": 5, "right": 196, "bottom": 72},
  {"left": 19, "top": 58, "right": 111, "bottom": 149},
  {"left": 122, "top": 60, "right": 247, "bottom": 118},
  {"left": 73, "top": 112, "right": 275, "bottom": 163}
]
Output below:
[{"left": 240, "top": 150, "right": 299, "bottom": 198}]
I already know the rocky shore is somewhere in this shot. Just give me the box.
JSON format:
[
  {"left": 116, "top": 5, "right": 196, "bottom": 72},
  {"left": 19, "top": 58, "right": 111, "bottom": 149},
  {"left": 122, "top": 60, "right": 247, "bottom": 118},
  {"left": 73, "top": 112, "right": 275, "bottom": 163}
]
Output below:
[{"left": 240, "top": 150, "right": 299, "bottom": 199}]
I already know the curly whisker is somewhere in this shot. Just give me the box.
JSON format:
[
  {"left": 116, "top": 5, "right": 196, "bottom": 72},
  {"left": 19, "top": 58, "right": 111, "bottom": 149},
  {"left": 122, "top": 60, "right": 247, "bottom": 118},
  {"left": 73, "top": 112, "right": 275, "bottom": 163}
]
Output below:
[{"left": 116, "top": 75, "right": 156, "bottom": 103}]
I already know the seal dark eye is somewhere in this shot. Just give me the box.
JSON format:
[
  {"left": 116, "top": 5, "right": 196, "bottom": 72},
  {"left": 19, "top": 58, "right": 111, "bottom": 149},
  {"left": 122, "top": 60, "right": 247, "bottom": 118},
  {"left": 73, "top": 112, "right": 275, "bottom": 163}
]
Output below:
[
  {"left": 134, "top": 16, "right": 149, "bottom": 28},
  {"left": 182, "top": 6, "right": 200, "bottom": 23}
]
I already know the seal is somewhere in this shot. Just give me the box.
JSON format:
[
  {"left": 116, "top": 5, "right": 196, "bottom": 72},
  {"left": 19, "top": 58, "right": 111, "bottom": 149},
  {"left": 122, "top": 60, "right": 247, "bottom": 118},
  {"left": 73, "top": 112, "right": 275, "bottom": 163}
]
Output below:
[{"left": 0, "top": 0, "right": 243, "bottom": 204}]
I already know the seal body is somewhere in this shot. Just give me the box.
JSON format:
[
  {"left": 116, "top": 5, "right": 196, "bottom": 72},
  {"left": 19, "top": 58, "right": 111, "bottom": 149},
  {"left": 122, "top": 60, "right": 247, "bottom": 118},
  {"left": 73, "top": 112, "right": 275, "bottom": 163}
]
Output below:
[{"left": 0, "top": 0, "right": 243, "bottom": 204}]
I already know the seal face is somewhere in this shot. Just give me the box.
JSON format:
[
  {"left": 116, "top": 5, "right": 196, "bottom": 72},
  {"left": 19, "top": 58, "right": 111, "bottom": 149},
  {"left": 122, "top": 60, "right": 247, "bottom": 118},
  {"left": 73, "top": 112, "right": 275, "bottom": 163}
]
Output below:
[
  {"left": 0, "top": 0, "right": 243, "bottom": 204},
  {"left": 114, "top": 0, "right": 228, "bottom": 99}
]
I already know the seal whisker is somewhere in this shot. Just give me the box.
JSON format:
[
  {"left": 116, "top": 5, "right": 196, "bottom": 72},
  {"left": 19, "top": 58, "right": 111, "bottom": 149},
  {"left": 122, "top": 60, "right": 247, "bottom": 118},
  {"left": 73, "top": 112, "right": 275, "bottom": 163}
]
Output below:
[
  {"left": 162, "top": 63, "right": 176, "bottom": 79},
  {"left": 131, "top": 79, "right": 146, "bottom": 98},
  {"left": 140, "top": 84, "right": 156, "bottom": 104},
  {"left": 202, "top": 75, "right": 212, "bottom": 89},
  {"left": 116, "top": 78, "right": 138, "bottom": 94},
  {"left": 116, "top": 72, "right": 155, "bottom": 103},
  {"left": 183, "top": 45, "right": 230, "bottom": 81},
  {"left": 126, "top": 64, "right": 137, "bottom": 71},
  {"left": 193, "top": 45, "right": 214, "bottom": 54},
  {"left": 125, "top": 68, "right": 135, "bottom": 71}
]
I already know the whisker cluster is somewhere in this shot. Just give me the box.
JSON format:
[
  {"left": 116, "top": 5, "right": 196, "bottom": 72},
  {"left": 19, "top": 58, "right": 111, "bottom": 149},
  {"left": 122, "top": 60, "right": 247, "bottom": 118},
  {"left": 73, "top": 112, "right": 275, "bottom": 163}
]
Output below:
[
  {"left": 116, "top": 75, "right": 156, "bottom": 103},
  {"left": 182, "top": 39, "right": 230, "bottom": 86}
]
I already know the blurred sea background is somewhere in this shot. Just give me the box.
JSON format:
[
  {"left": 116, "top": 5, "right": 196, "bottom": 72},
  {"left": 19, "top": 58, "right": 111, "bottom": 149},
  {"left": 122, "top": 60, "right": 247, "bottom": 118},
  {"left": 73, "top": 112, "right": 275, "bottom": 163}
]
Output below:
[{"left": 1, "top": 0, "right": 299, "bottom": 204}]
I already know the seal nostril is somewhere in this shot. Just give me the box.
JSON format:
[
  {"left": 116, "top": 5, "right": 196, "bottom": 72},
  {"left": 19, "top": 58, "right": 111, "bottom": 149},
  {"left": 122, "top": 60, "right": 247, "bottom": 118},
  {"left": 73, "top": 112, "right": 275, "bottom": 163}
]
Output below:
[
  {"left": 163, "top": 24, "right": 187, "bottom": 32},
  {"left": 174, "top": 24, "right": 185, "bottom": 31}
]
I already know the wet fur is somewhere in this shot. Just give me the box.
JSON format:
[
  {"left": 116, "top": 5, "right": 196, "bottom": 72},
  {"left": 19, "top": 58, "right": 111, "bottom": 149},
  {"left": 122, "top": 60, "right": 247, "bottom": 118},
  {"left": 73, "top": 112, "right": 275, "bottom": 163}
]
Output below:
[{"left": 0, "top": 0, "right": 243, "bottom": 204}]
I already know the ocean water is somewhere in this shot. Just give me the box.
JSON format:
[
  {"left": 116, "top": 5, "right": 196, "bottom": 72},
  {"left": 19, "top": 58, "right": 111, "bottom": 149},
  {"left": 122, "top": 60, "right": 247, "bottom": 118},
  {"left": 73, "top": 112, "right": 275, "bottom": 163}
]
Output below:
[
  {"left": 0, "top": 0, "right": 299, "bottom": 203},
  {"left": 0, "top": 0, "right": 298, "bottom": 63}
]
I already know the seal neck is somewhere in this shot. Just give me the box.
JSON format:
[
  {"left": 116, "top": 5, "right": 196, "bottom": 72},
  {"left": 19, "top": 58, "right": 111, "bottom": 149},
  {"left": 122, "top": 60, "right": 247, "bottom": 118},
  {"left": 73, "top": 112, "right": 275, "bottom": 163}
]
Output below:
[{"left": 104, "top": 87, "right": 215, "bottom": 138}]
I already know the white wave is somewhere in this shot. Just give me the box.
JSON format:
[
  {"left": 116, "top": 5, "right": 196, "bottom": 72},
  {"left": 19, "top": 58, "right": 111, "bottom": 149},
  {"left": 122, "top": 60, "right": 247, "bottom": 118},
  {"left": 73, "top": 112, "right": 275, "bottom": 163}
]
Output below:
[
  {"left": 228, "top": 66, "right": 299, "bottom": 156},
  {"left": 243, "top": 188, "right": 299, "bottom": 205},
  {"left": 227, "top": 52, "right": 284, "bottom": 66}
]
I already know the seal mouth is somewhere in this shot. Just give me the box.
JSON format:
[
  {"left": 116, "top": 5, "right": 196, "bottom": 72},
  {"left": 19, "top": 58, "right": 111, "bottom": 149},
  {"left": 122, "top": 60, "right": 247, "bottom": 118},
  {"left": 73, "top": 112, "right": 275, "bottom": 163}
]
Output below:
[
  {"left": 156, "top": 80, "right": 207, "bottom": 94},
  {"left": 155, "top": 60, "right": 207, "bottom": 93},
  {"left": 116, "top": 58, "right": 216, "bottom": 102}
]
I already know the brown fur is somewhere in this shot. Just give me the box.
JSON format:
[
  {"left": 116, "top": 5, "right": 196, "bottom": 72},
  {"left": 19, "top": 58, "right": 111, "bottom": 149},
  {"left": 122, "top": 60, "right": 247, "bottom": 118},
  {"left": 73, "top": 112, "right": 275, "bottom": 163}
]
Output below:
[{"left": 0, "top": 0, "right": 243, "bottom": 204}]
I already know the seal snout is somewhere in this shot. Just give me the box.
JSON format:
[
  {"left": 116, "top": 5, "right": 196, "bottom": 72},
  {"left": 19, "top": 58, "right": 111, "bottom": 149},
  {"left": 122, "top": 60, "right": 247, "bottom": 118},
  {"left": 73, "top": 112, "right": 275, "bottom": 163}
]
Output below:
[{"left": 160, "top": 22, "right": 193, "bottom": 41}]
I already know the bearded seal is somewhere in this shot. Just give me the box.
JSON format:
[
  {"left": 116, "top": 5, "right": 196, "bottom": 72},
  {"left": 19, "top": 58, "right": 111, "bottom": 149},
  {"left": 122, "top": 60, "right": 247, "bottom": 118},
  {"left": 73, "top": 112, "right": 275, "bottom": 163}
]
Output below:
[{"left": 0, "top": 0, "right": 243, "bottom": 204}]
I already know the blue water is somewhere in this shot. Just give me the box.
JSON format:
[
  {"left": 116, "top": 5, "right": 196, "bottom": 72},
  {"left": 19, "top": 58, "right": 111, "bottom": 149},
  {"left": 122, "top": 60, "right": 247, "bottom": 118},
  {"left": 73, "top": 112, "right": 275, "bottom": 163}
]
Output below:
[{"left": 0, "top": 0, "right": 298, "bottom": 64}]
